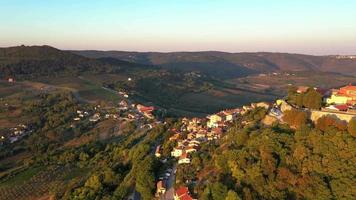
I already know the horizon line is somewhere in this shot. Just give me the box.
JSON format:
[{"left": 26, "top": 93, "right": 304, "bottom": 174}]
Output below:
[{"left": 1, "top": 44, "right": 356, "bottom": 57}]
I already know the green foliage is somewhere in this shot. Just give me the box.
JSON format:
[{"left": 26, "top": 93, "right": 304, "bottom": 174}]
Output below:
[
  {"left": 135, "top": 156, "right": 156, "bottom": 200},
  {"left": 202, "top": 183, "right": 228, "bottom": 200},
  {"left": 348, "top": 119, "right": 356, "bottom": 136},
  {"left": 84, "top": 175, "right": 102, "bottom": 192},
  {"left": 282, "top": 109, "right": 307, "bottom": 128},
  {"left": 0, "top": 46, "right": 142, "bottom": 79},
  {"left": 196, "top": 117, "right": 356, "bottom": 199},
  {"left": 225, "top": 190, "right": 241, "bottom": 200},
  {"left": 316, "top": 116, "right": 347, "bottom": 131},
  {"left": 245, "top": 107, "right": 267, "bottom": 122},
  {"left": 303, "top": 89, "right": 322, "bottom": 109},
  {"left": 287, "top": 87, "right": 322, "bottom": 109}
]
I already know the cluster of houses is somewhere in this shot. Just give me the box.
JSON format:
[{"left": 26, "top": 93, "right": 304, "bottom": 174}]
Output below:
[
  {"left": 72, "top": 100, "right": 158, "bottom": 124},
  {"left": 169, "top": 116, "right": 231, "bottom": 165},
  {"left": 262, "top": 84, "right": 356, "bottom": 126},
  {"left": 334, "top": 55, "right": 356, "bottom": 60},
  {"left": 73, "top": 110, "right": 90, "bottom": 121},
  {"left": 296, "top": 84, "right": 356, "bottom": 112},
  {"left": 325, "top": 84, "right": 356, "bottom": 111},
  {"left": 0, "top": 124, "right": 33, "bottom": 145},
  {"left": 154, "top": 107, "right": 253, "bottom": 199},
  {"left": 153, "top": 84, "right": 356, "bottom": 199},
  {"left": 136, "top": 104, "right": 155, "bottom": 119}
]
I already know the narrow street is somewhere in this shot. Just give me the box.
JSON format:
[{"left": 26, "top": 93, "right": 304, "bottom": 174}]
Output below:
[{"left": 160, "top": 164, "right": 177, "bottom": 200}]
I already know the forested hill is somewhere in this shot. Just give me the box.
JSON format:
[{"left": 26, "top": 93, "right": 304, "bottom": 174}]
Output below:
[
  {"left": 72, "top": 50, "right": 356, "bottom": 78},
  {"left": 0, "top": 45, "right": 153, "bottom": 78}
]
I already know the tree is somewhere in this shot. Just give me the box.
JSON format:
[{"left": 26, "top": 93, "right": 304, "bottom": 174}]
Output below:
[
  {"left": 210, "top": 182, "right": 228, "bottom": 200},
  {"left": 294, "top": 111, "right": 308, "bottom": 128},
  {"left": 135, "top": 157, "right": 155, "bottom": 200},
  {"left": 225, "top": 190, "right": 241, "bottom": 200},
  {"left": 303, "top": 89, "right": 322, "bottom": 109},
  {"left": 283, "top": 109, "right": 307, "bottom": 128},
  {"left": 348, "top": 119, "right": 356, "bottom": 136},
  {"left": 84, "top": 175, "right": 102, "bottom": 192},
  {"left": 316, "top": 116, "right": 347, "bottom": 131}
]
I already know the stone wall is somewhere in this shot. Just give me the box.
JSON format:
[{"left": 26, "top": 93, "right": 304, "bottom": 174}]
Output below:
[{"left": 310, "top": 110, "right": 356, "bottom": 123}]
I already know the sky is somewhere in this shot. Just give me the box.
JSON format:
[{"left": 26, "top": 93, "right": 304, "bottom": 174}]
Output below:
[{"left": 0, "top": 0, "right": 355, "bottom": 55}]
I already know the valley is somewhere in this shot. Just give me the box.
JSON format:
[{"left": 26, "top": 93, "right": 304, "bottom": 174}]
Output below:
[{"left": 0, "top": 45, "right": 355, "bottom": 200}]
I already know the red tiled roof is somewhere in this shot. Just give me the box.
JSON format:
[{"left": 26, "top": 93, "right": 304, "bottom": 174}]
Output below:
[
  {"left": 297, "top": 86, "right": 309, "bottom": 93},
  {"left": 340, "top": 84, "right": 356, "bottom": 91},
  {"left": 180, "top": 193, "right": 193, "bottom": 200},
  {"left": 175, "top": 187, "right": 189, "bottom": 197},
  {"left": 185, "top": 146, "right": 197, "bottom": 151},
  {"left": 334, "top": 104, "right": 349, "bottom": 111},
  {"left": 212, "top": 128, "right": 223, "bottom": 134},
  {"left": 137, "top": 105, "right": 154, "bottom": 112},
  {"left": 180, "top": 152, "right": 188, "bottom": 159}
]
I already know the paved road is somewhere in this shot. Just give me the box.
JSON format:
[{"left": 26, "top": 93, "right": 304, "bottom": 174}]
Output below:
[
  {"left": 160, "top": 164, "right": 177, "bottom": 200},
  {"left": 127, "top": 190, "right": 141, "bottom": 200}
]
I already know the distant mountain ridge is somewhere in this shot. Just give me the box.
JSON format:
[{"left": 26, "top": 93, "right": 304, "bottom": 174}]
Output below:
[
  {"left": 0, "top": 45, "right": 355, "bottom": 79},
  {"left": 72, "top": 50, "right": 356, "bottom": 77},
  {"left": 0, "top": 45, "right": 153, "bottom": 78}
]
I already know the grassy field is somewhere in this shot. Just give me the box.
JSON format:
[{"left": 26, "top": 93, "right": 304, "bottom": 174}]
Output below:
[
  {"left": 38, "top": 75, "right": 123, "bottom": 103},
  {"left": 0, "top": 165, "right": 89, "bottom": 200},
  {"left": 0, "top": 166, "right": 44, "bottom": 188},
  {"left": 230, "top": 72, "right": 356, "bottom": 93}
]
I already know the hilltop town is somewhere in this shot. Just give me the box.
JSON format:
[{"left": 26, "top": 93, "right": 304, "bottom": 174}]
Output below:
[{"left": 151, "top": 83, "right": 356, "bottom": 200}]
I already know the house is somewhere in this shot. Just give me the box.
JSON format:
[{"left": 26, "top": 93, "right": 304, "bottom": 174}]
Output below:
[
  {"left": 222, "top": 109, "right": 238, "bottom": 122},
  {"left": 155, "top": 145, "right": 162, "bottom": 158},
  {"left": 127, "top": 113, "right": 136, "bottom": 119},
  {"left": 211, "top": 127, "right": 223, "bottom": 139},
  {"left": 207, "top": 114, "right": 224, "bottom": 128},
  {"left": 171, "top": 147, "right": 184, "bottom": 157},
  {"left": 137, "top": 104, "right": 155, "bottom": 118},
  {"left": 155, "top": 180, "right": 166, "bottom": 197},
  {"left": 326, "top": 104, "right": 349, "bottom": 112},
  {"left": 119, "top": 100, "right": 128, "bottom": 107},
  {"left": 326, "top": 84, "right": 356, "bottom": 105},
  {"left": 187, "top": 132, "right": 195, "bottom": 140},
  {"left": 185, "top": 146, "right": 197, "bottom": 154},
  {"left": 174, "top": 187, "right": 193, "bottom": 200},
  {"left": 241, "top": 105, "right": 252, "bottom": 114},
  {"left": 188, "top": 139, "right": 200, "bottom": 147},
  {"left": 178, "top": 152, "right": 190, "bottom": 164},
  {"left": 186, "top": 118, "right": 203, "bottom": 132},
  {"left": 89, "top": 113, "right": 101, "bottom": 122},
  {"left": 276, "top": 99, "right": 293, "bottom": 112},
  {"left": 252, "top": 102, "right": 271, "bottom": 110},
  {"left": 182, "top": 117, "right": 190, "bottom": 125},
  {"left": 7, "top": 77, "right": 15, "bottom": 83},
  {"left": 169, "top": 133, "right": 180, "bottom": 141},
  {"left": 297, "top": 86, "right": 309, "bottom": 94},
  {"left": 177, "top": 140, "right": 189, "bottom": 147},
  {"left": 196, "top": 130, "right": 207, "bottom": 139}
]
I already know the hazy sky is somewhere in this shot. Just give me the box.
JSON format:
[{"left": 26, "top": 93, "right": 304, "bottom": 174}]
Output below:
[{"left": 1, "top": 0, "right": 356, "bottom": 55}]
